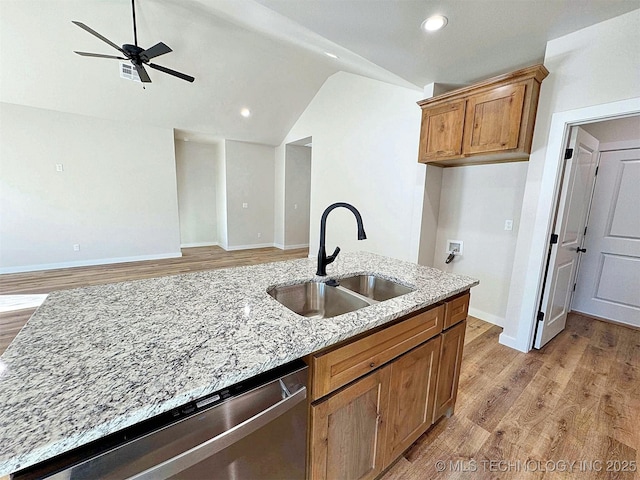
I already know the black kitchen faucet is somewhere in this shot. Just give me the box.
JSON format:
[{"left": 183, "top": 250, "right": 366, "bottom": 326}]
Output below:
[{"left": 316, "top": 202, "right": 367, "bottom": 276}]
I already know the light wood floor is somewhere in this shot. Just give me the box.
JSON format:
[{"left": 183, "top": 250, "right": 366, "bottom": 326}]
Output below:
[
  {"left": 0, "top": 246, "right": 308, "bottom": 353},
  {"left": 2, "top": 250, "right": 637, "bottom": 480},
  {"left": 382, "top": 313, "right": 639, "bottom": 480}
]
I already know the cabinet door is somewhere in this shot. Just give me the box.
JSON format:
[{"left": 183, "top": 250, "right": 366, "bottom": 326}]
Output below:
[
  {"left": 418, "top": 100, "right": 465, "bottom": 163},
  {"left": 462, "top": 83, "right": 526, "bottom": 155},
  {"left": 309, "top": 367, "right": 390, "bottom": 480},
  {"left": 433, "top": 320, "right": 466, "bottom": 423},
  {"left": 384, "top": 336, "right": 441, "bottom": 467}
]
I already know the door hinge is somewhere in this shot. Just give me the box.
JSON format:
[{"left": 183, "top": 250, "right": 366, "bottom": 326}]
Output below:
[
  {"left": 550, "top": 233, "right": 559, "bottom": 245},
  {"left": 573, "top": 283, "right": 577, "bottom": 291},
  {"left": 565, "top": 148, "right": 573, "bottom": 160},
  {"left": 595, "top": 166, "right": 599, "bottom": 176},
  {"left": 537, "top": 311, "right": 545, "bottom": 322},
  {"left": 584, "top": 226, "right": 588, "bottom": 236}
]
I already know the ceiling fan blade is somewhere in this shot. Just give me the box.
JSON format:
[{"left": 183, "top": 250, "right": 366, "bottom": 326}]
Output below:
[
  {"left": 141, "top": 42, "right": 172, "bottom": 61},
  {"left": 133, "top": 63, "right": 152, "bottom": 83},
  {"left": 72, "top": 21, "right": 126, "bottom": 55},
  {"left": 148, "top": 63, "right": 195, "bottom": 83},
  {"left": 74, "top": 51, "right": 127, "bottom": 60}
]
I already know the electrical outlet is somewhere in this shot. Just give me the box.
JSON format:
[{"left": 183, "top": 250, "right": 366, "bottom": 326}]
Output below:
[
  {"left": 73, "top": 244, "right": 80, "bottom": 251},
  {"left": 242, "top": 203, "right": 248, "bottom": 209},
  {"left": 504, "top": 219, "right": 513, "bottom": 231},
  {"left": 294, "top": 203, "right": 298, "bottom": 210},
  {"left": 56, "top": 164, "right": 64, "bottom": 172},
  {"left": 257, "top": 232, "right": 262, "bottom": 238}
]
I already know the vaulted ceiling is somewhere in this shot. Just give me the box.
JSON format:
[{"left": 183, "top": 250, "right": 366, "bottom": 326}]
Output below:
[{"left": 1, "top": 1, "right": 637, "bottom": 146}]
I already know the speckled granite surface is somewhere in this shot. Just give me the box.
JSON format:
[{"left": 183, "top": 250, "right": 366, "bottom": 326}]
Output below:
[{"left": 0, "top": 252, "right": 477, "bottom": 474}]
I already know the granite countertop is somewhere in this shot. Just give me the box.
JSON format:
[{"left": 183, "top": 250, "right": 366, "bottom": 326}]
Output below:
[{"left": 0, "top": 251, "right": 478, "bottom": 474}]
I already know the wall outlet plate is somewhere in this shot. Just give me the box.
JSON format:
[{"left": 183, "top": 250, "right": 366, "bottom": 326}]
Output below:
[{"left": 447, "top": 240, "right": 463, "bottom": 255}]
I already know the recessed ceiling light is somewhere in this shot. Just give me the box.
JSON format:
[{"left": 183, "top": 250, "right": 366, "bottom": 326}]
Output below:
[
  {"left": 324, "top": 52, "right": 339, "bottom": 59},
  {"left": 240, "top": 108, "right": 251, "bottom": 118},
  {"left": 421, "top": 15, "right": 448, "bottom": 32}
]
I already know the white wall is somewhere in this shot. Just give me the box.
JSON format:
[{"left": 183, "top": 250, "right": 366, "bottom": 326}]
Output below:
[
  {"left": 434, "top": 162, "right": 528, "bottom": 326},
  {"left": 0, "top": 102, "right": 181, "bottom": 272},
  {"left": 502, "top": 9, "right": 640, "bottom": 351},
  {"left": 582, "top": 115, "right": 640, "bottom": 144},
  {"left": 224, "top": 140, "right": 275, "bottom": 249},
  {"left": 284, "top": 145, "right": 311, "bottom": 248},
  {"left": 174, "top": 140, "right": 218, "bottom": 247},
  {"left": 417, "top": 165, "right": 443, "bottom": 267},
  {"left": 279, "top": 72, "right": 424, "bottom": 263}
]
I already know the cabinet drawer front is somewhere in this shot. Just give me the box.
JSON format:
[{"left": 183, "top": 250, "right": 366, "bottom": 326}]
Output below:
[
  {"left": 463, "top": 83, "right": 526, "bottom": 155},
  {"left": 444, "top": 292, "right": 469, "bottom": 330},
  {"left": 312, "top": 305, "right": 444, "bottom": 399}
]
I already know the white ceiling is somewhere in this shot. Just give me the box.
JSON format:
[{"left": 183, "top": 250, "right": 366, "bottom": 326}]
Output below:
[
  {"left": 1, "top": 1, "right": 637, "bottom": 146},
  {"left": 255, "top": 0, "right": 639, "bottom": 87}
]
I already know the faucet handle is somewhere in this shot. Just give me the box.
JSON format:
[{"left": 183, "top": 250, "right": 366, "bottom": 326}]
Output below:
[{"left": 327, "top": 246, "right": 341, "bottom": 264}]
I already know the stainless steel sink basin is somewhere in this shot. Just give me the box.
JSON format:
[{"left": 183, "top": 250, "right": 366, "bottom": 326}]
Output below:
[
  {"left": 267, "top": 281, "right": 370, "bottom": 319},
  {"left": 338, "top": 274, "right": 414, "bottom": 302}
]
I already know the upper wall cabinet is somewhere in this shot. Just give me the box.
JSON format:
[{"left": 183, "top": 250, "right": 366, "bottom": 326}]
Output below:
[{"left": 417, "top": 64, "right": 549, "bottom": 167}]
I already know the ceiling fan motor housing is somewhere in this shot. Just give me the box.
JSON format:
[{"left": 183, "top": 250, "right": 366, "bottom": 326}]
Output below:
[{"left": 123, "top": 44, "right": 145, "bottom": 62}]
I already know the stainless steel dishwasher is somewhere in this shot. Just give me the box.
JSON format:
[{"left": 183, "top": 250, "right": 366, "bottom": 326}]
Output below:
[{"left": 14, "top": 360, "right": 308, "bottom": 480}]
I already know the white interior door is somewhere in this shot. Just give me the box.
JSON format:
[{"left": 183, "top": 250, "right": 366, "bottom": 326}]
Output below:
[
  {"left": 533, "top": 127, "right": 599, "bottom": 349},
  {"left": 572, "top": 148, "right": 640, "bottom": 327}
]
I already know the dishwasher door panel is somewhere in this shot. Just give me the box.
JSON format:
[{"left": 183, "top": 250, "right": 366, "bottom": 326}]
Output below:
[
  {"left": 21, "top": 364, "right": 308, "bottom": 480},
  {"left": 174, "top": 397, "right": 307, "bottom": 480}
]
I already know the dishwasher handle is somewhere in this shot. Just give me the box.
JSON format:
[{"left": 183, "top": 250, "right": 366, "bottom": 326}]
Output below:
[{"left": 129, "top": 383, "right": 307, "bottom": 480}]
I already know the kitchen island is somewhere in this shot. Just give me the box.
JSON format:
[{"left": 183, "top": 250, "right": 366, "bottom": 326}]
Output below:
[{"left": 0, "top": 252, "right": 477, "bottom": 475}]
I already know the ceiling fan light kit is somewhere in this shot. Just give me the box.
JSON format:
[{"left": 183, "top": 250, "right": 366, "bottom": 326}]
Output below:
[{"left": 72, "top": 0, "right": 194, "bottom": 84}]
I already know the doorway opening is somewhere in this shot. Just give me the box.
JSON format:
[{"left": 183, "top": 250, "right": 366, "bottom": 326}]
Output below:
[
  {"left": 283, "top": 137, "right": 312, "bottom": 252},
  {"left": 533, "top": 114, "right": 640, "bottom": 348},
  {"left": 174, "top": 139, "right": 219, "bottom": 249}
]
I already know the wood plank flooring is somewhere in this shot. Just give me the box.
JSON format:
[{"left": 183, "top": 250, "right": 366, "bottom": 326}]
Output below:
[
  {"left": 382, "top": 314, "right": 640, "bottom": 480},
  {"left": 0, "top": 246, "right": 308, "bottom": 353}
]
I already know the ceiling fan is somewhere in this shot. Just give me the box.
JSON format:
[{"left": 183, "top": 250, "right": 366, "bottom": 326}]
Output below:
[{"left": 72, "top": 0, "right": 194, "bottom": 83}]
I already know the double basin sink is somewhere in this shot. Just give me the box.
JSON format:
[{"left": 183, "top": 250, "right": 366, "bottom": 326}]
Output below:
[{"left": 267, "top": 275, "right": 414, "bottom": 320}]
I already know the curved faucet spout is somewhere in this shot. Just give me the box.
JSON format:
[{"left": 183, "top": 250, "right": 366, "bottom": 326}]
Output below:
[{"left": 316, "top": 202, "right": 367, "bottom": 276}]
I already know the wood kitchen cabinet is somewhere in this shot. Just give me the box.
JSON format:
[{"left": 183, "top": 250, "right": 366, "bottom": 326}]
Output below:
[
  {"left": 307, "top": 293, "right": 470, "bottom": 480},
  {"left": 418, "top": 64, "right": 548, "bottom": 167}
]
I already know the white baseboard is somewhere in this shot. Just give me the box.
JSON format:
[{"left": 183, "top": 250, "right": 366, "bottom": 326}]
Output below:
[
  {"left": 273, "top": 243, "right": 309, "bottom": 251},
  {"left": 224, "top": 243, "right": 277, "bottom": 251},
  {"left": 284, "top": 244, "right": 309, "bottom": 250},
  {"left": 0, "top": 252, "right": 183, "bottom": 274},
  {"left": 468, "top": 307, "right": 504, "bottom": 327},
  {"left": 180, "top": 242, "right": 219, "bottom": 248},
  {"left": 498, "top": 332, "right": 528, "bottom": 353}
]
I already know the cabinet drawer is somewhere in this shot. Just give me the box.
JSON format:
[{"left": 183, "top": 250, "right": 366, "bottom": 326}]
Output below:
[
  {"left": 444, "top": 292, "right": 469, "bottom": 330},
  {"left": 311, "top": 305, "right": 444, "bottom": 400}
]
